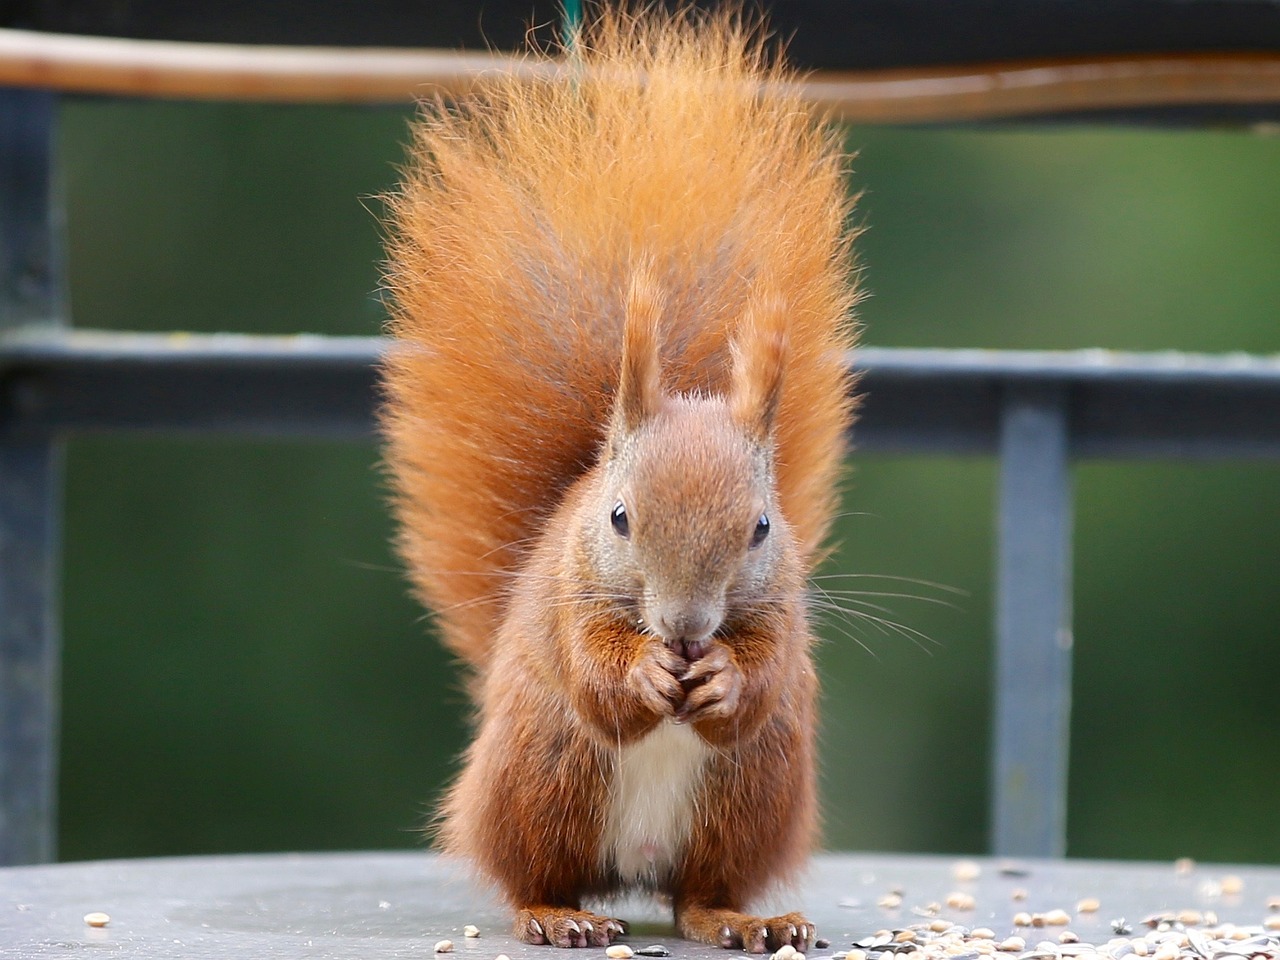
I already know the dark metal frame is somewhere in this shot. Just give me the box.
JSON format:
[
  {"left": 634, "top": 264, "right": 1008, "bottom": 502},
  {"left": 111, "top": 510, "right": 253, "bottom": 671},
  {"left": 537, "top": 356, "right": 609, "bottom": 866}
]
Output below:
[{"left": 3, "top": 85, "right": 1280, "bottom": 867}]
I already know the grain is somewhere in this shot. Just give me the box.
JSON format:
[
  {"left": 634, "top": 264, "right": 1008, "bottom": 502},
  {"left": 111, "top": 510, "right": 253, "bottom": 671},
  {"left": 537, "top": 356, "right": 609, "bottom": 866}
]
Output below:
[
  {"left": 1077, "top": 899, "right": 1101, "bottom": 914},
  {"left": 1264, "top": 916, "right": 1280, "bottom": 932},
  {"left": 83, "top": 912, "right": 110, "bottom": 928},
  {"left": 954, "top": 861, "right": 983, "bottom": 882},
  {"left": 946, "top": 892, "right": 977, "bottom": 911},
  {"left": 434, "top": 940, "right": 454, "bottom": 953},
  {"left": 464, "top": 925, "right": 481, "bottom": 938},
  {"left": 1173, "top": 859, "right": 1195, "bottom": 876},
  {"left": 1045, "top": 910, "right": 1072, "bottom": 926},
  {"left": 607, "top": 946, "right": 635, "bottom": 959},
  {"left": 1014, "top": 913, "right": 1034, "bottom": 928},
  {"left": 1220, "top": 875, "right": 1244, "bottom": 896},
  {"left": 880, "top": 894, "right": 905, "bottom": 910}
]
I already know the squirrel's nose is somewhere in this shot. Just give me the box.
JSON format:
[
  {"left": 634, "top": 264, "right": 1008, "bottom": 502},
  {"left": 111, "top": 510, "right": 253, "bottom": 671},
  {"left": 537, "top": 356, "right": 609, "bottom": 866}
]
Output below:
[{"left": 656, "top": 608, "right": 717, "bottom": 652}]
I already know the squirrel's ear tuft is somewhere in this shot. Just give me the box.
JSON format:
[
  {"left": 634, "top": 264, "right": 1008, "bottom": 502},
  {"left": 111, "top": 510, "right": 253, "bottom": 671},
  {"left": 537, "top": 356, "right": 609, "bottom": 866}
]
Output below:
[
  {"left": 731, "top": 295, "right": 788, "bottom": 443},
  {"left": 612, "top": 265, "right": 666, "bottom": 437}
]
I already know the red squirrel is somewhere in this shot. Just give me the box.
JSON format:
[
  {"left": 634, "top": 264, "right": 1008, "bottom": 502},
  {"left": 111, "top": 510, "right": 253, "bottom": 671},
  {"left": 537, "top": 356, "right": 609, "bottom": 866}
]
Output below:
[{"left": 380, "top": 7, "right": 859, "bottom": 952}]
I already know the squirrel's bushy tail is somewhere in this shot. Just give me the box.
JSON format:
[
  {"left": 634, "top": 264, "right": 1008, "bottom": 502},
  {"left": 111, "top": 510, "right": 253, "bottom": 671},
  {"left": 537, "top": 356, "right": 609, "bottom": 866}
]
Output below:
[{"left": 381, "top": 7, "right": 859, "bottom": 669}]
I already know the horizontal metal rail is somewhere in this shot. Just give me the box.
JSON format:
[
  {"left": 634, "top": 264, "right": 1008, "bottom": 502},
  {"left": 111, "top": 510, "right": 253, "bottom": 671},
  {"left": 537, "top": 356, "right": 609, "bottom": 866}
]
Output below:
[{"left": 3, "top": 329, "right": 1279, "bottom": 457}]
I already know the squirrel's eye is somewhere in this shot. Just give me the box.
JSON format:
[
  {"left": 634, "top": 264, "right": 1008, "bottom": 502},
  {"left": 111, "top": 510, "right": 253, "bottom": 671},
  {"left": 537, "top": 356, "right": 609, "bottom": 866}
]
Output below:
[
  {"left": 610, "top": 500, "right": 630, "bottom": 538},
  {"left": 750, "top": 512, "right": 770, "bottom": 548}
]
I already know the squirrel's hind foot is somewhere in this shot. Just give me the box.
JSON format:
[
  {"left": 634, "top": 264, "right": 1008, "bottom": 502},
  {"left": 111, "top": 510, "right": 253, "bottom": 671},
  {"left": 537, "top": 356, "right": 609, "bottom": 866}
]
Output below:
[
  {"left": 677, "top": 905, "right": 814, "bottom": 954},
  {"left": 516, "top": 907, "right": 627, "bottom": 948}
]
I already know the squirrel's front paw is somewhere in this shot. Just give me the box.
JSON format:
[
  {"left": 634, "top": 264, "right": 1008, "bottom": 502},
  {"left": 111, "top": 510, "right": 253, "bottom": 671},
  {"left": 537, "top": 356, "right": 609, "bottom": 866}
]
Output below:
[
  {"left": 674, "top": 645, "right": 741, "bottom": 724},
  {"left": 628, "top": 642, "right": 686, "bottom": 717}
]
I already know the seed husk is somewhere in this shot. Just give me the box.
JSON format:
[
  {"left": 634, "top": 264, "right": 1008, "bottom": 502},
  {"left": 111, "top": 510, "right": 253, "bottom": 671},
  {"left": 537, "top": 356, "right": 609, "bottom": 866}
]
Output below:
[
  {"left": 635, "top": 947, "right": 671, "bottom": 957},
  {"left": 463, "top": 925, "right": 480, "bottom": 938},
  {"left": 1219, "top": 876, "right": 1244, "bottom": 896},
  {"left": 607, "top": 946, "right": 635, "bottom": 959},
  {"left": 947, "top": 893, "right": 977, "bottom": 911},
  {"left": 434, "top": 940, "right": 454, "bottom": 953},
  {"left": 1078, "top": 900, "right": 1102, "bottom": 915},
  {"left": 83, "top": 912, "right": 110, "bottom": 928}
]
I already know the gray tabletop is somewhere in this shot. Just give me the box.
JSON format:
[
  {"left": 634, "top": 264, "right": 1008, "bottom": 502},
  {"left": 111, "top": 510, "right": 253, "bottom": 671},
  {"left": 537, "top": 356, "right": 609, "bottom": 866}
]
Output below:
[{"left": 3, "top": 852, "right": 1279, "bottom": 959}]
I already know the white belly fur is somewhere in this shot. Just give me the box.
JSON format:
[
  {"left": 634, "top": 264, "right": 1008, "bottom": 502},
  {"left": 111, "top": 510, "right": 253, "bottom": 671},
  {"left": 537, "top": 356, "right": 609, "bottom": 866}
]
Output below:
[{"left": 600, "top": 720, "right": 711, "bottom": 886}]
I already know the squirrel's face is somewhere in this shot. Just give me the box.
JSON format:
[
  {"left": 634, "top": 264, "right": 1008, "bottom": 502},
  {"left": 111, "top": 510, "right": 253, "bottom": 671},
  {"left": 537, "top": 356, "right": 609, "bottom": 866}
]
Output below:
[{"left": 591, "top": 396, "right": 795, "bottom": 659}]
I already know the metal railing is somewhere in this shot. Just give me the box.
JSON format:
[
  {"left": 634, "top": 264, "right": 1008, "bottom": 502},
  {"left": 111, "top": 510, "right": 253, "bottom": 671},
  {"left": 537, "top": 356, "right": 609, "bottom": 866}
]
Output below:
[{"left": 3, "top": 44, "right": 1280, "bottom": 867}]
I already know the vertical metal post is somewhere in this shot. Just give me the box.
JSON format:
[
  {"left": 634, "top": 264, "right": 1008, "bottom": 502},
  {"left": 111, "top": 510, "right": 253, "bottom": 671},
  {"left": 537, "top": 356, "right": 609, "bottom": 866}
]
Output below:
[
  {"left": 991, "top": 385, "right": 1073, "bottom": 858},
  {"left": 0, "top": 88, "right": 64, "bottom": 866}
]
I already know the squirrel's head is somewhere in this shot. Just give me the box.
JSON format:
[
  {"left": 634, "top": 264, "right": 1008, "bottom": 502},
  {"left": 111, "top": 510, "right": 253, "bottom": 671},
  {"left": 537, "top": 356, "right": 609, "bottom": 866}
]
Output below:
[{"left": 584, "top": 268, "right": 799, "bottom": 660}]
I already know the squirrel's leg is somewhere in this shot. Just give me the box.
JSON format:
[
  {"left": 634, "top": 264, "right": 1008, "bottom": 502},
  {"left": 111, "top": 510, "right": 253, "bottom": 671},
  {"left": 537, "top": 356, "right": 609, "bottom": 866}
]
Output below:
[
  {"left": 674, "top": 904, "right": 813, "bottom": 954},
  {"left": 672, "top": 688, "right": 819, "bottom": 953},
  {"left": 515, "top": 907, "right": 627, "bottom": 948}
]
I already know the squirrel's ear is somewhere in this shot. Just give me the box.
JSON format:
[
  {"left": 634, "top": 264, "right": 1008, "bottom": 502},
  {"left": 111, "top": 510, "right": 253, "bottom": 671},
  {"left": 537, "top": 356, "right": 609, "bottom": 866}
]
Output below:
[
  {"left": 612, "top": 266, "right": 666, "bottom": 436},
  {"left": 730, "top": 296, "right": 788, "bottom": 443}
]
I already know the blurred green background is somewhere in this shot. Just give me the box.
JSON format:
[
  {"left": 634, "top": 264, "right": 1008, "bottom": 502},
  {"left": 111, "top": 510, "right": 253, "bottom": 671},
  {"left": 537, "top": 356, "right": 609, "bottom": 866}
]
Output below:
[{"left": 54, "top": 99, "right": 1279, "bottom": 865}]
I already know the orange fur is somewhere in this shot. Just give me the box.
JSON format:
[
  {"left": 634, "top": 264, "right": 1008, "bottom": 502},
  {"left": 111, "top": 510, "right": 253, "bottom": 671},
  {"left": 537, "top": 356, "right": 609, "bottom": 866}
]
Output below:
[
  {"left": 380, "top": 6, "right": 858, "bottom": 951},
  {"left": 381, "top": 6, "right": 858, "bottom": 668}
]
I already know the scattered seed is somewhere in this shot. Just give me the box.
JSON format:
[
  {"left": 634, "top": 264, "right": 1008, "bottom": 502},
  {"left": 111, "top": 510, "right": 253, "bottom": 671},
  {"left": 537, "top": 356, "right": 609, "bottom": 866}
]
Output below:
[
  {"left": 1060, "top": 933, "right": 1079, "bottom": 944},
  {"left": 83, "top": 912, "right": 110, "bottom": 928},
  {"left": 896, "top": 931, "right": 920, "bottom": 943},
  {"left": 1078, "top": 900, "right": 1102, "bottom": 915},
  {"left": 848, "top": 951, "right": 868, "bottom": 960},
  {"left": 1111, "top": 921, "right": 1133, "bottom": 936},
  {"left": 607, "top": 946, "right": 635, "bottom": 959},
  {"left": 635, "top": 947, "right": 671, "bottom": 957},
  {"left": 954, "top": 861, "right": 983, "bottom": 882},
  {"left": 496, "top": 954, "right": 511, "bottom": 960},
  {"left": 1264, "top": 917, "right": 1280, "bottom": 932},
  {"left": 1219, "top": 876, "right": 1244, "bottom": 896},
  {"left": 972, "top": 930, "right": 996, "bottom": 940},
  {"left": 1176, "top": 911, "right": 1203, "bottom": 926},
  {"left": 1174, "top": 859, "right": 1196, "bottom": 876},
  {"left": 464, "top": 925, "right": 480, "bottom": 938},
  {"left": 773, "top": 947, "right": 798, "bottom": 960},
  {"left": 931, "top": 922, "right": 954, "bottom": 933},
  {"left": 1013, "top": 890, "right": 1030, "bottom": 902},
  {"left": 1267, "top": 897, "right": 1280, "bottom": 912},
  {"left": 947, "top": 893, "right": 977, "bottom": 911},
  {"left": 879, "top": 894, "right": 905, "bottom": 910},
  {"left": 1014, "top": 914, "right": 1034, "bottom": 928},
  {"left": 435, "top": 940, "right": 454, "bottom": 953},
  {"left": 1000, "top": 938, "right": 1027, "bottom": 953},
  {"left": 1044, "top": 911, "right": 1072, "bottom": 927},
  {"left": 816, "top": 940, "right": 832, "bottom": 950}
]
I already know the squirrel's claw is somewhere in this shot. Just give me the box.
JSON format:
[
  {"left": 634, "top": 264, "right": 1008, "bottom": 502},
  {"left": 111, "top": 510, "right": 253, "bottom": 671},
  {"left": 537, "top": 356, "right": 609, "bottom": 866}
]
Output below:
[
  {"left": 674, "top": 646, "right": 742, "bottom": 724},
  {"left": 515, "top": 908, "right": 625, "bottom": 948}
]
